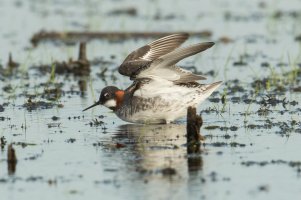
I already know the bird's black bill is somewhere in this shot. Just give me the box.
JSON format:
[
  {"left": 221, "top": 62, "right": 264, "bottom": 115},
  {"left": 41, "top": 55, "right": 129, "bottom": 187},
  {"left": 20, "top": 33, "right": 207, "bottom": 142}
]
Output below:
[{"left": 82, "top": 102, "right": 99, "bottom": 111}]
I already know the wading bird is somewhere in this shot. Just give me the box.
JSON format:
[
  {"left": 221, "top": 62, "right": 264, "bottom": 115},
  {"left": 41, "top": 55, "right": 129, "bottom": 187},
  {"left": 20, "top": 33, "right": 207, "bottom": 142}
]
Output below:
[{"left": 83, "top": 33, "right": 221, "bottom": 124}]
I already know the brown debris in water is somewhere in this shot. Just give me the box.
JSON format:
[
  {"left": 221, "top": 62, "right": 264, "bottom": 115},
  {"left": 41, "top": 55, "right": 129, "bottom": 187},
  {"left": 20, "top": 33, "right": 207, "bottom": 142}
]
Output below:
[
  {"left": 30, "top": 31, "right": 212, "bottom": 46},
  {"left": 219, "top": 36, "right": 233, "bottom": 43},
  {"left": 78, "top": 79, "right": 87, "bottom": 93},
  {"left": 108, "top": 7, "right": 137, "bottom": 16},
  {"left": 292, "top": 86, "right": 301, "bottom": 92},
  {"left": 186, "top": 107, "right": 203, "bottom": 154},
  {"left": 1, "top": 136, "right": 7, "bottom": 150},
  {"left": 161, "top": 167, "right": 177, "bottom": 176},
  {"left": 115, "top": 143, "right": 126, "bottom": 148},
  {"left": 23, "top": 97, "right": 57, "bottom": 111},
  {"left": 44, "top": 87, "right": 62, "bottom": 100},
  {"left": 7, "top": 144, "right": 17, "bottom": 175}
]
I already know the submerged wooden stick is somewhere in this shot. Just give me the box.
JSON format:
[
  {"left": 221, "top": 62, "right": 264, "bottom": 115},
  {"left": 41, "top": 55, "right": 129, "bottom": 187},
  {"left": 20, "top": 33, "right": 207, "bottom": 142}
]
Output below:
[
  {"left": 30, "top": 30, "right": 212, "bottom": 46},
  {"left": 186, "top": 106, "right": 203, "bottom": 154}
]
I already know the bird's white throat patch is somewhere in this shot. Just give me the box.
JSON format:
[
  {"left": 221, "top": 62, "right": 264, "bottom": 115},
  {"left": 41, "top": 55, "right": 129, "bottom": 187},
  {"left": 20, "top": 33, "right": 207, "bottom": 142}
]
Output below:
[{"left": 103, "top": 99, "right": 117, "bottom": 108}]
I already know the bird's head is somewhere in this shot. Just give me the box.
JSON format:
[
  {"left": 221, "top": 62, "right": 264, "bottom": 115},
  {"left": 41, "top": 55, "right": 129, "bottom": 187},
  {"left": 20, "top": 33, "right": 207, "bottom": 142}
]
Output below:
[{"left": 83, "top": 86, "right": 122, "bottom": 111}]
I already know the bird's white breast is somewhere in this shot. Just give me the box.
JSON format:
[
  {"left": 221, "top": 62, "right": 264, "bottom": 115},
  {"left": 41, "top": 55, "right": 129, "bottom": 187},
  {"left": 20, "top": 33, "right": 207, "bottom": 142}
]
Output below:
[{"left": 103, "top": 99, "right": 117, "bottom": 108}]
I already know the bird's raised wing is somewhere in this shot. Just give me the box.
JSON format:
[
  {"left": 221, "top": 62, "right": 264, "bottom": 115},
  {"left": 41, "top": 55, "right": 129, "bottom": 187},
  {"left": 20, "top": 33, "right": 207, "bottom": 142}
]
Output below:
[
  {"left": 135, "top": 42, "right": 215, "bottom": 82},
  {"left": 118, "top": 33, "right": 189, "bottom": 78},
  {"left": 152, "top": 42, "right": 214, "bottom": 69}
]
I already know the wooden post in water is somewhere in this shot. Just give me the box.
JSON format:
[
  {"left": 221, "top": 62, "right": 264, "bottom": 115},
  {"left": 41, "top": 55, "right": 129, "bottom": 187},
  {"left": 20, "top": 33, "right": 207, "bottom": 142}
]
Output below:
[
  {"left": 7, "top": 144, "right": 17, "bottom": 175},
  {"left": 186, "top": 106, "right": 203, "bottom": 154},
  {"left": 76, "top": 42, "right": 90, "bottom": 74},
  {"left": 7, "top": 52, "right": 19, "bottom": 69},
  {"left": 78, "top": 42, "right": 87, "bottom": 61}
]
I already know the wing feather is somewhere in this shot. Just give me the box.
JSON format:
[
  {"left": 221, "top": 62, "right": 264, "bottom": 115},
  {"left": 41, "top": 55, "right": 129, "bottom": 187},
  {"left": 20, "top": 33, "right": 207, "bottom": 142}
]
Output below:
[
  {"left": 123, "top": 33, "right": 188, "bottom": 62},
  {"left": 155, "top": 42, "right": 215, "bottom": 68},
  {"left": 119, "top": 33, "right": 188, "bottom": 77},
  {"left": 118, "top": 34, "right": 214, "bottom": 84},
  {"left": 135, "top": 42, "right": 214, "bottom": 83}
]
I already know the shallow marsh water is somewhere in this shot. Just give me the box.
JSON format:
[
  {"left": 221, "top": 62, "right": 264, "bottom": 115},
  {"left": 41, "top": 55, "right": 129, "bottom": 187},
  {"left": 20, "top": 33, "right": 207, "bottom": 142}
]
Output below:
[{"left": 1, "top": 0, "right": 301, "bottom": 200}]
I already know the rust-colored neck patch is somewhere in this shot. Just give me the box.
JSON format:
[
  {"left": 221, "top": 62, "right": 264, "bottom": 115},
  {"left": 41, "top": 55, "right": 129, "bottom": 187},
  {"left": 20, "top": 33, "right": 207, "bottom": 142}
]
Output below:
[{"left": 115, "top": 90, "right": 125, "bottom": 108}]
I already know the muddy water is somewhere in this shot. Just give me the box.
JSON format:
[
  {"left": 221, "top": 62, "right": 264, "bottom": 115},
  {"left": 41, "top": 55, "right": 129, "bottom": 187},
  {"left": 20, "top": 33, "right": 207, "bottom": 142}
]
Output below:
[{"left": 1, "top": 0, "right": 301, "bottom": 200}]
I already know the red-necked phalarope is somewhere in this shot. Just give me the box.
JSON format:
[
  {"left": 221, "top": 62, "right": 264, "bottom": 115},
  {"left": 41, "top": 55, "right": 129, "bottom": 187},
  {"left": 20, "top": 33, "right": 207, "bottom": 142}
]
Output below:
[{"left": 83, "top": 33, "right": 222, "bottom": 124}]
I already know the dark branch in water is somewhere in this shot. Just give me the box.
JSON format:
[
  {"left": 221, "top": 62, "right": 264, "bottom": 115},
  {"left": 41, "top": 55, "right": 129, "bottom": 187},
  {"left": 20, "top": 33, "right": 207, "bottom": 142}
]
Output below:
[
  {"left": 186, "top": 106, "right": 203, "bottom": 154},
  {"left": 30, "top": 30, "right": 212, "bottom": 46}
]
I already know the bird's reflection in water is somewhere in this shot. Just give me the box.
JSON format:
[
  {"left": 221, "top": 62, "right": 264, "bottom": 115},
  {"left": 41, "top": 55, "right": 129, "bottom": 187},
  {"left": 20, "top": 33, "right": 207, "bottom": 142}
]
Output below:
[{"left": 112, "top": 123, "right": 203, "bottom": 177}]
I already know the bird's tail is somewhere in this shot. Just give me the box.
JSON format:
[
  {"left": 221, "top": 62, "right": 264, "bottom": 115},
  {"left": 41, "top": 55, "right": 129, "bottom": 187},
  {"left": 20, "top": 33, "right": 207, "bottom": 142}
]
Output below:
[{"left": 198, "top": 81, "right": 222, "bottom": 103}]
